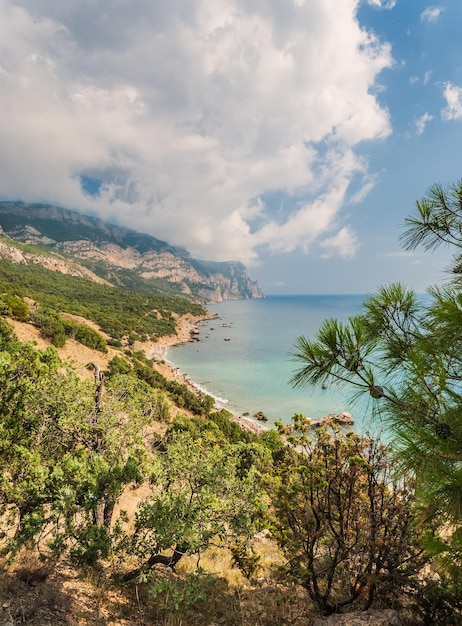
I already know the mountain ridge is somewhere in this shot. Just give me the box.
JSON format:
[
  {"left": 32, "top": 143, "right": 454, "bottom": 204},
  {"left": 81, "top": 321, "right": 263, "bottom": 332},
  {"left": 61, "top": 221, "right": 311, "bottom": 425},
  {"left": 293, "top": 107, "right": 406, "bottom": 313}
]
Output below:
[{"left": 0, "top": 201, "right": 263, "bottom": 303}]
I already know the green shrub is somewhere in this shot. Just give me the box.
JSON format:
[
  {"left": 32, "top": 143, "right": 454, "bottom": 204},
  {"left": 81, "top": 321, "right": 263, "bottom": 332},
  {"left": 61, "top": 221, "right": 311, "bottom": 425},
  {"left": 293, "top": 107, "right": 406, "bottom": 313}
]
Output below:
[
  {"left": 0, "top": 296, "right": 12, "bottom": 316},
  {"left": 31, "top": 308, "right": 67, "bottom": 347},
  {"left": 69, "top": 524, "right": 111, "bottom": 566},
  {"left": 2, "top": 293, "right": 28, "bottom": 321},
  {"left": 107, "top": 355, "right": 133, "bottom": 376},
  {"left": 149, "top": 571, "right": 217, "bottom": 617},
  {"left": 208, "top": 410, "right": 256, "bottom": 443},
  {"left": 63, "top": 320, "right": 107, "bottom": 353},
  {"left": 0, "top": 317, "right": 15, "bottom": 344}
]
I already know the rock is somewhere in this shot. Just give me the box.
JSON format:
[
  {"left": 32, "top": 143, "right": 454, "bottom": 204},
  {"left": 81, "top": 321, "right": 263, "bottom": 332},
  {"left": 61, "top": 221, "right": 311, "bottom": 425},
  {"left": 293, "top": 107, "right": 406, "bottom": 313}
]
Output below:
[
  {"left": 309, "top": 413, "right": 354, "bottom": 428},
  {"left": 336, "top": 411, "right": 353, "bottom": 425},
  {"left": 253, "top": 411, "right": 268, "bottom": 422}
]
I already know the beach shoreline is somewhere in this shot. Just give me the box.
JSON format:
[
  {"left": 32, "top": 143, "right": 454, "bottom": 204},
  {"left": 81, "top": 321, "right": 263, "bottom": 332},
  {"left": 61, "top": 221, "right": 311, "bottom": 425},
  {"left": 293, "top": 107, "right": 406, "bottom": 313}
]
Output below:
[{"left": 144, "top": 312, "right": 265, "bottom": 435}]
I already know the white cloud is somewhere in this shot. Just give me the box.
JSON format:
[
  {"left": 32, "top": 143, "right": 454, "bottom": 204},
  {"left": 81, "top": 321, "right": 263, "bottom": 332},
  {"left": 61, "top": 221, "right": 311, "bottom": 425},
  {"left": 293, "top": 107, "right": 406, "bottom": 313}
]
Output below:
[
  {"left": 366, "top": 0, "right": 396, "bottom": 8},
  {"left": 410, "top": 71, "right": 432, "bottom": 87},
  {"left": 421, "top": 6, "right": 444, "bottom": 23},
  {"left": 0, "top": 0, "right": 393, "bottom": 264},
  {"left": 442, "top": 82, "right": 462, "bottom": 121},
  {"left": 320, "top": 226, "right": 359, "bottom": 259},
  {"left": 383, "top": 251, "right": 415, "bottom": 258},
  {"left": 415, "top": 112, "right": 433, "bottom": 135}
]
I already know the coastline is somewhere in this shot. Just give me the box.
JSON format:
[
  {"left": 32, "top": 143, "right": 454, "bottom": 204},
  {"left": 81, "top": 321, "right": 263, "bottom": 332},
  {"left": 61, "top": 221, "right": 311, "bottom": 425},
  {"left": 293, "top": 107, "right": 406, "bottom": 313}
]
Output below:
[{"left": 144, "top": 312, "right": 265, "bottom": 435}]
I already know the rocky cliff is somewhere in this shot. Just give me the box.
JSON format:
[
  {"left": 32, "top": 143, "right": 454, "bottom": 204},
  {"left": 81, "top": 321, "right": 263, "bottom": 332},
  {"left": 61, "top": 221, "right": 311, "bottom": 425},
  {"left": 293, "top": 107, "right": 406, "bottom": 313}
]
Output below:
[{"left": 0, "top": 202, "right": 263, "bottom": 304}]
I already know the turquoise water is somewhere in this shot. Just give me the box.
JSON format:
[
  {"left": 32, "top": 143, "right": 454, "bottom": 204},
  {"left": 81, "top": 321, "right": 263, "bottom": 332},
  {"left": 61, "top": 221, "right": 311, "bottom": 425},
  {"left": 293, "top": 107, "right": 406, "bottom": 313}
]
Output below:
[{"left": 168, "top": 295, "right": 378, "bottom": 433}]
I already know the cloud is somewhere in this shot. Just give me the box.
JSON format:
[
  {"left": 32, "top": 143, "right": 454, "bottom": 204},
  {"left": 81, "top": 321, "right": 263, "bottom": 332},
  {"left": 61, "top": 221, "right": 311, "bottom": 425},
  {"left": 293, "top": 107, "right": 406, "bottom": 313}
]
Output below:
[
  {"left": 421, "top": 6, "right": 444, "bottom": 23},
  {"left": 442, "top": 83, "right": 462, "bottom": 121},
  {"left": 366, "top": 0, "right": 397, "bottom": 9},
  {"left": 415, "top": 112, "right": 433, "bottom": 135},
  {"left": 383, "top": 251, "right": 415, "bottom": 258},
  {"left": 319, "top": 226, "right": 359, "bottom": 259},
  {"left": 410, "top": 71, "right": 432, "bottom": 87},
  {"left": 0, "top": 0, "right": 392, "bottom": 264}
]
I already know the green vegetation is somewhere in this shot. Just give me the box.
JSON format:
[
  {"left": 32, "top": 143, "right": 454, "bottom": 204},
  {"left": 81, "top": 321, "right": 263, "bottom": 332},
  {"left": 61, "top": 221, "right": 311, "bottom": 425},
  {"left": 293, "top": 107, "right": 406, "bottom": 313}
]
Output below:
[
  {"left": 272, "top": 418, "right": 424, "bottom": 614},
  {"left": 0, "top": 258, "right": 205, "bottom": 341},
  {"left": 108, "top": 351, "right": 217, "bottom": 416},
  {"left": 0, "top": 310, "right": 459, "bottom": 621},
  {"left": 0, "top": 317, "right": 446, "bottom": 620},
  {"left": 0, "top": 321, "right": 270, "bottom": 577},
  {"left": 290, "top": 179, "right": 462, "bottom": 619},
  {"left": 121, "top": 430, "right": 267, "bottom": 580},
  {"left": 27, "top": 307, "right": 108, "bottom": 351},
  {"left": 2, "top": 184, "right": 462, "bottom": 623},
  {"left": 0, "top": 292, "right": 29, "bottom": 321}
]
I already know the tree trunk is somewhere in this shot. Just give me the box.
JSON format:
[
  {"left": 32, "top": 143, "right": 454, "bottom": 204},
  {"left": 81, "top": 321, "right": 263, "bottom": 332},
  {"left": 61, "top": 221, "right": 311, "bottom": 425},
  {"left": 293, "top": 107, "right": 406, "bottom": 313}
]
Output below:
[{"left": 121, "top": 543, "right": 189, "bottom": 581}]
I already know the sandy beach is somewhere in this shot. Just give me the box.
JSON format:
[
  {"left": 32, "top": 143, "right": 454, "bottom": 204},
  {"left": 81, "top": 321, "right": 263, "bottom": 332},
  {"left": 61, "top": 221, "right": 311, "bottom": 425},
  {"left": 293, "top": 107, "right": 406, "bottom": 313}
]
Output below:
[{"left": 144, "top": 312, "right": 265, "bottom": 435}]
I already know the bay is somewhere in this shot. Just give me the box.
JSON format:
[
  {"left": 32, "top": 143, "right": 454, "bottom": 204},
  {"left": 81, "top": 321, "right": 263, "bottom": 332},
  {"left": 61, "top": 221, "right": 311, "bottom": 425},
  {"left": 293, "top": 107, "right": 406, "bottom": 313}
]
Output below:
[{"left": 168, "top": 294, "right": 378, "bottom": 433}]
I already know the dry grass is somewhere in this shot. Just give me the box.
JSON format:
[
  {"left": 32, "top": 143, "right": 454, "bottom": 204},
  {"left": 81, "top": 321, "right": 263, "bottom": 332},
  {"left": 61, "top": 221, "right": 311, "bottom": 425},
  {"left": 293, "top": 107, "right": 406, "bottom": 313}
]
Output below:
[{"left": 0, "top": 549, "right": 315, "bottom": 626}]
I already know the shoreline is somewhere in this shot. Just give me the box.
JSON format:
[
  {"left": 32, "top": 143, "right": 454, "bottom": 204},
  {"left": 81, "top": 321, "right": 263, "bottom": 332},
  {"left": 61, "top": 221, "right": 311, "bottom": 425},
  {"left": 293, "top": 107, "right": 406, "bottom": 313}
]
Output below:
[{"left": 145, "top": 312, "right": 265, "bottom": 435}]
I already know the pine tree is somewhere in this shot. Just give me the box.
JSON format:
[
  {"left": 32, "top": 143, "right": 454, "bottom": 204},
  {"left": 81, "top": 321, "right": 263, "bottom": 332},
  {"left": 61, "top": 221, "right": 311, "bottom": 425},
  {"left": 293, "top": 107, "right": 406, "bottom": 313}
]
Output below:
[{"left": 290, "top": 180, "right": 462, "bottom": 565}]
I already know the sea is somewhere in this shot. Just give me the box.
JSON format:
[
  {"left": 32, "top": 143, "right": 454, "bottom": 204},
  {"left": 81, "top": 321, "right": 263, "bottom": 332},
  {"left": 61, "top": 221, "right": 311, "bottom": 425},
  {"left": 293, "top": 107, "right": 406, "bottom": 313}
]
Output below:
[{"left": 167, "top": 294, "right": 382, "bottom": 435}]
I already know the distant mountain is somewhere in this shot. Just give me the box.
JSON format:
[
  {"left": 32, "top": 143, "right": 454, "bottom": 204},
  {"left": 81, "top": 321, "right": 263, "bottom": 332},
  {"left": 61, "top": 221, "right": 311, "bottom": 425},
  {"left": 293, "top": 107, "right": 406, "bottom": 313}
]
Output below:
[{"left": 0, "top": 201, "right": 263, "bottom": 303}]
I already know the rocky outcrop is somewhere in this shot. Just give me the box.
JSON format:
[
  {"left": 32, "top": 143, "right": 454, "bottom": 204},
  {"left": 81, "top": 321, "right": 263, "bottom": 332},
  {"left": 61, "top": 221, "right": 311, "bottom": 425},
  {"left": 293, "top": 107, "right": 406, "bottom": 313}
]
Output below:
[
  {"left": 57, "top": 241, "right": 263, "bottom": 302},
  {"left": 0, "top": 240, "right": 109, "bottom": 284},
  {"left": 0, "top": 201, "right": 263, "bottom": 304},
  {"left": 309, "top": 412, "right": 354, "bottom": 428}
]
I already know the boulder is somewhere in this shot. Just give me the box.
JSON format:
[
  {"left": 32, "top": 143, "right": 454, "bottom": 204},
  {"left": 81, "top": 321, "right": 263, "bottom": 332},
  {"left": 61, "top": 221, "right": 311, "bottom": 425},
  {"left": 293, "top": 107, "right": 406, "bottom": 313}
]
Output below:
[{"left": 310, "top": 413, "right": 354, "bottom": 428}]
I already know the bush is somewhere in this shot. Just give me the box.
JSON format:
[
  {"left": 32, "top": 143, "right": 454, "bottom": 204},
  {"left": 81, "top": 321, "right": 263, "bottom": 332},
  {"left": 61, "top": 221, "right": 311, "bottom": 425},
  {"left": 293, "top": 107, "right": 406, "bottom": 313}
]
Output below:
[
  {"left": 31, "top": 308, "right": 108, "bottom": 351},
  {"left": 107, "top": 355, "right": 133, "bottom": 376},
  {"left": 0, "top": 296, "right": 12, "bottom": 316},
  {"left": 31, "top": 308, "right": 67, "bottom": 346},
  {"left": 208, "top": 410, "right": 256, "bottom": 443},
  {"left": 0, "top": 317, "right": 15, "bottom": 344},
  {"left": 2, "top": 293, "right": 29, "bottom": 321},
  {"left": 271, "top": 422, "right": 426, "bottom": 615},
  {"left": 63, "top": 320, "right": 108, "bottom": 353},
  {"left": 69, "top": 524, "right": 111, "bottom": 566},
  {"left": 149, "top": 571, "right": 217, "bottom": 618}
]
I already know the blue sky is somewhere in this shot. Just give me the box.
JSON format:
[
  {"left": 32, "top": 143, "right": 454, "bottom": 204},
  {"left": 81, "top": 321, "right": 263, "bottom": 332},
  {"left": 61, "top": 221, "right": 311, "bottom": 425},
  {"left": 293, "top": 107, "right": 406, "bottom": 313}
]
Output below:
[{"left": 0, "top": 1, "right": 461, "bottom": 294}]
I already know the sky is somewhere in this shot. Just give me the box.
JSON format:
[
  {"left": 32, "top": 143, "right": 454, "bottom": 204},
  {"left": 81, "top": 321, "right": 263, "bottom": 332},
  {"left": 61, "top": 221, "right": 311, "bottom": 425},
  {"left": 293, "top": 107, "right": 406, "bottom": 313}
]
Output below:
[{"left": 1, "top": 0, "right": 462, "bottom": 294}]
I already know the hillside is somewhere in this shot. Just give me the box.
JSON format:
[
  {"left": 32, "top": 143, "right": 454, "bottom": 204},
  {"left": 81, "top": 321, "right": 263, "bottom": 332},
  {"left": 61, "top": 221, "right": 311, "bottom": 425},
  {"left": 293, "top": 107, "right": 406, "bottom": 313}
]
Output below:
[
  {"left": 0, "top": 262, "right": 457, "bottom": 626},
  {"left": 0, "top": 309, "right": 415, "bottom": 626},
  {"left": 0, "top": 201, "right": 263, "bottom": 304},
  {"left": 0, "top": 204, "right": 459, "bottom": 625}
]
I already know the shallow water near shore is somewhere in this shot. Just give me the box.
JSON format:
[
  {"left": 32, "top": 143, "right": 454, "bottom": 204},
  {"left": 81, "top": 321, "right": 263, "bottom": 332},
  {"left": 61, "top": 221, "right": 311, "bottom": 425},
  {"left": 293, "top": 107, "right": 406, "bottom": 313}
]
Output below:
[{"left": 168, "top": 294, "right": 381, "bottom": 434}]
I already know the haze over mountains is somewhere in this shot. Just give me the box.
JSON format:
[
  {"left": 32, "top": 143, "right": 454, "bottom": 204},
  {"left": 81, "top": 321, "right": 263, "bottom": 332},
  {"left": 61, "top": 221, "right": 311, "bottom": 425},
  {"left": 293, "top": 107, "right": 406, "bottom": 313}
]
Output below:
[{"left": 0, "top": 202, "right": 263, "bottom": 304}]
